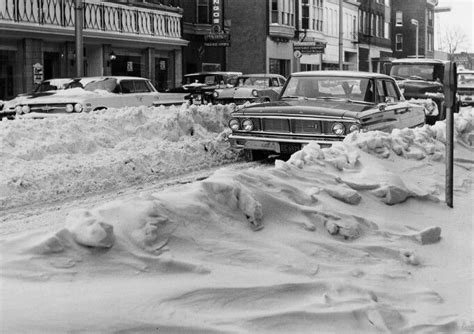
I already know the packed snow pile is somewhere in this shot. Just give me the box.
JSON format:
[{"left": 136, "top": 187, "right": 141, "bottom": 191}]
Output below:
[
  {"left": 1, "top": 107, "right": 472, "bottom": 333},
  {"left": 0, "top": 103, "right": 240, "bottom": 209}
]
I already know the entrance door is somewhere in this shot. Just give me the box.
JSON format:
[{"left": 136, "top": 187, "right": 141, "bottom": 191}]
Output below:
[
  {"left": 111, "top": 56, "right": 141, "bottom": 77},
  {"left": 155, "top": 58, "right": 168, "bottom": 92},
  {"left": 44, "top": 52, "right": 61, "bottom": 79}
]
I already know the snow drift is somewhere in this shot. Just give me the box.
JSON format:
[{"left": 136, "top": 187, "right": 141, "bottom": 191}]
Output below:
[{"left": 1, "top": 105, "right": 473, "bottom": 333}]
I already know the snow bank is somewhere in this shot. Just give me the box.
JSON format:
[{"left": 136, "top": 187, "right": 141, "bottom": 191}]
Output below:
[
  {"left": 0, "top": 103, "right": 240, "bottom": 209},
  {"left": 1, "top": 108, "right": 473, "bottom": 333}
]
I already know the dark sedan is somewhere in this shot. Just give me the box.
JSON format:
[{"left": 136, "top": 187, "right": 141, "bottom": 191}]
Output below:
[{"left": 228, "top": 71, "right": 426, "bottom": 161}]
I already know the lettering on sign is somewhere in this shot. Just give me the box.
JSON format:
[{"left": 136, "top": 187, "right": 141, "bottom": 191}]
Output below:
[
  {"left": 293, "top": 41, "right": 326, "bottom": 54},
  {"left": 212, "top": 0, "right": 222, "bottom": 33}
]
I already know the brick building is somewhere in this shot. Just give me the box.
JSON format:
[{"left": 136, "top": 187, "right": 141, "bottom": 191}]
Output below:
[
  {"left": 0, "top": 0, "right": 187, "bottom": 100},
  {"left": 357, "top": 0, "right": 393, "bottom": 72},
  {"left": 391, "top": 0, "right": 437, "bottom": 59}
]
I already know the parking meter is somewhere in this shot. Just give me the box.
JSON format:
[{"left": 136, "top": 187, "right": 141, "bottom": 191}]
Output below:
[
  {"left": 443, "top": 61, "right": 457, "bottom": 108},
  {"left": 443, "top": 61, "right": 457, "bottom": 208}
]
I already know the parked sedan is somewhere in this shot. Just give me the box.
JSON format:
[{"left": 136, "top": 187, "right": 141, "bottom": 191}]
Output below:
[
  {"left": 228, "top": 71, "right": 426, "bottom": 161},
  {"left": 213, "top": 73, "right": 287, "bottom": 105},
  {"left": 7, "top": 76, "right": 187, "bottom": 118}
]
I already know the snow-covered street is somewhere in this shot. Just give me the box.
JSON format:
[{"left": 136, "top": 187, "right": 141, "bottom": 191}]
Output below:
[{"left": 1, "top": 104, "right": 473, "bottom": 333}]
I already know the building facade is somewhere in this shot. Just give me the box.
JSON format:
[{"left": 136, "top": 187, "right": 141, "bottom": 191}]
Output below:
[
  {"left": 391, "top": 0, "right": 437, "bottom": 59},
  {"left": 357, "top": 0, "right": 393, "bottom": 73},
  {"left": 0, "top": 0, "right": 187, "bottom": 100}
]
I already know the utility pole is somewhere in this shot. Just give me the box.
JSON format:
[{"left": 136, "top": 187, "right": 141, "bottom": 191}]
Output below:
[
  {"left": 75, "top": 0, "right": 84, "bottom": 77},
  {"left": 411, "top": 19, "right": 419, "bottom": 58},
  {"left": 339, "top": 0, "right": 343, "bottom": 70}
]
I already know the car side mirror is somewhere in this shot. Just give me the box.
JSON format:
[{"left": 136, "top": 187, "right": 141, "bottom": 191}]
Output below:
[{"left": 385, "top": 96, "right": 395, "bottom": 103}]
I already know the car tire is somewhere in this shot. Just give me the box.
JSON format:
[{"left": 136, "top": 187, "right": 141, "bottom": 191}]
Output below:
[{"left": 244, "top": 149, "right": 266, "bottom": 162}]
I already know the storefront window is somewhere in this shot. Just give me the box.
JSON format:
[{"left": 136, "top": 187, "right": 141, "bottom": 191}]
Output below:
[{"left": 269, "top": 58, "right": 290, "bottom": 77}]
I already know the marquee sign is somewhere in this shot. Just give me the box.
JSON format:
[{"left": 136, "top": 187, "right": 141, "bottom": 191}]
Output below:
[{"left": 205, "top": 0, "right": 230, "bottom": 46}]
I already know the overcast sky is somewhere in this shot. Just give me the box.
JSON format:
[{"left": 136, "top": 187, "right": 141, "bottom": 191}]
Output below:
[{"left": 435, "top": 0, "right": 473, "bottom": 52}]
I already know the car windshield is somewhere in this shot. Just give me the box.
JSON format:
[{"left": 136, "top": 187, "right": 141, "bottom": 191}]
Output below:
[
  {"left": 458, "top": 72, "right": 474, "bottom": 86},
  {"left": 185, "top": 75, "right": 219, "bottom": 85},
  {"left": 390, "top": 64, "right": 441, "bottom": 81},
  {"left": 236, "top": 77, "right": 270, "bottom": 88},
  {"left": 281, "top": 76, "right": 375, "bottom": 103}
]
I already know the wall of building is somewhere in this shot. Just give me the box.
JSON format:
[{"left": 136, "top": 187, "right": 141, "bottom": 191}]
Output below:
[
  {"left": 391, "top": 0, "right": 435, "bottom": 59},
  {"left": 226, "top": 0, "right": 268, "bottom": 74}
]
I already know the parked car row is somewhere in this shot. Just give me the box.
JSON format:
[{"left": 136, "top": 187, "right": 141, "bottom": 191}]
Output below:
[{"left": 1, "top": 76, "right": 188, "bottom": 119}]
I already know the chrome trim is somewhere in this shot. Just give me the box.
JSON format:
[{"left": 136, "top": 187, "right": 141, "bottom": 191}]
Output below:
[
  {"left": 229, "top": 134, "right": 342, "bottom": 146},
  {"left": 235, "top": 114, "right": 358, "bottom": 122}
]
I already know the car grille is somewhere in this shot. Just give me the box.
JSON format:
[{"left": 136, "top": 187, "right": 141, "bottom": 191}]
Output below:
[
  {"left": 29, "top": 104, "right": 68, "bottom": 113},
  {"left": 263, "top": 118, "right": 290, "bottom": 132}
]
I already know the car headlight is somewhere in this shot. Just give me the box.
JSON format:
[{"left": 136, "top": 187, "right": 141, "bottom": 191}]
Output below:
[
  {"left": 21, "top": 105, "right": 30, "bottom": 113},
  {"left": 252, "top": 89, "right": 258, "bottom": 97},
  {"left": 15, "top": 105, "right": 22, "bottom": 113},
  {"left": 331, "top": 122, "right": 345, "bottom": 135},
  {"left": 66, "top": 104, "right": 74, "bottom": 113},
  {"left": 349, "top": 124, "right": 361, "bottom": 133},
  {"left": 213, "top": 91, "right": 219, "bottom": 98},
  {"left": 229, "top": 118, "right": 240, "bottom": 131},
  {"left": 242, "top": 119, "right": 254, "bottom": 131},
  {"left": 74, "top": 103, "right": 83, "bottom": 112}
]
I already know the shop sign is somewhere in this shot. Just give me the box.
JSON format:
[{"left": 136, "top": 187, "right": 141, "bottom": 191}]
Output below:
[
  {"left": 204, "top": 33, "right": 230, "bottom": 47},
  {"left": 211, "top": 0, "right": 222, "bottom": 33},
  {"left": 33, "top": 63, "right": 43, "bottom": 84},
  {"left": 293, "top": 41, "right": 326, "bottom": 54}
]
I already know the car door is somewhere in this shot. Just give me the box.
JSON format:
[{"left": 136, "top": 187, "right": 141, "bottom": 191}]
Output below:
[
  {"left": 132, "top": 79, "right": 156, "bottom": 106},
  {"left": 381, "top": 79, "right": 424, "bottom": 128}
]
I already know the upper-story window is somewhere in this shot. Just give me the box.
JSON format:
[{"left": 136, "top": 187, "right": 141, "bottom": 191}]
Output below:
[
  {"left": 396, "top": 33, "right": 403, "bottom": 51},
  {"left": 310, "top": 0, "right": 323, "bottom": 32},
  {"left": 197, "top": 0, "right": 209, "bottom": 24},
  {"left": 427, "top": 9, "right": 433, "bottom": 27},
  {"left": 395, "top": 11, "right": 403, "bottom": 26},
  {"left": 271, "top": 0, "right": 295, "bottom": 26}
]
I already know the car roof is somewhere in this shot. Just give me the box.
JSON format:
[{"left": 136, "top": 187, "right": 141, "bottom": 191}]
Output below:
[
  {"left": 290, "top": 70, "right": 392, "bottom": 79},
  {"left": 185, "top": 72, "right": 242, "bottom": 76},
  {"left": 239, "top": 73, "right": 284, "bottom": 78},
  {"left": 77, "top": 76, "right": 150, "bottom": 81},
  {"left": 391, "top": 58, "right": 446, "bottom": 64}
]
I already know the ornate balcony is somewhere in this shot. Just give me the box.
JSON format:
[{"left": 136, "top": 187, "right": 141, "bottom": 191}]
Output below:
[{"left": 0, "top": 0, "right": 186, "bottom": 45}]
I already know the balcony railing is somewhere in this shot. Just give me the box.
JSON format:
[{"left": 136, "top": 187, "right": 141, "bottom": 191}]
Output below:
[{"left": 0, "top": 0, "right": 182, "bottom": 39}]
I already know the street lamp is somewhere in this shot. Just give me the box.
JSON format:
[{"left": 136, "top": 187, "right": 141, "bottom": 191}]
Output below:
[{"left": 411, "top": 18, "right": 419, "bottom": 58}]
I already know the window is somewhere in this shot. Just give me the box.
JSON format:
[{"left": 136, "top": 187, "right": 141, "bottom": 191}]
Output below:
[
  {"left": 427, "top": 9, "right": 433, "bottom": 27},
  {"left": 270, "top": 58, "right": 290, "bottom": 77},
  {"left": 133, "top": 80, "right": 151, "bottom": 93},
  {"left": 272, "top": 0, "right": 294, "bottom": 26},
  {"left": 120, "top": 80, "right": 134, "bottom": 94},
  {"left": 309, "top": 0, "right": 323, "bottom": 32},
  {"left": 396, "top": 11, "right": 403, "bottom": 26},
  {"left": 197, "top": 0, "right": 209, "bottom": 24},
  {"left": 396, "top": 34, "right": 403, "bottom": 51}
]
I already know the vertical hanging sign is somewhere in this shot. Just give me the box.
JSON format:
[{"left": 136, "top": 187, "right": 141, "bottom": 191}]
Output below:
[
  {"left": 211, "top": 0, "right": 222, "bottom": 33},
  {"left": 205, "top": 0, "right": 230, "bottom": 46}
]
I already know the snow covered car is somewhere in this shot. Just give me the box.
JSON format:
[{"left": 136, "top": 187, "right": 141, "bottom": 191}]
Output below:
[
  {"left": 213, "top": 73, "right": 287, "bottom": 105},
  {"left": 9, "top": 76, "right": 187, "bottom": 118},
  {"left": 1, "top": 78, "right": 75, "bottom": 119},
  {"left": 168, "top": 71, "right": 242, "bottom": 105},
  {"left": 458, "top": 70, "right": 474, "bottom": 106},
  {"left": 228, "top": 71, "right": 426, "bottom": 161}
]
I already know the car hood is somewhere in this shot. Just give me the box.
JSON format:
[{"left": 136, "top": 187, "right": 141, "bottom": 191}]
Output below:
[
  {"left": 9, "top": 88, "right": 105, "bottom": 105},
  {"left": 233, "top": 99, "right": 373, "bottom": 118},
  {"left": 397, "top": 79, "right": 443, "bottom": 94}
]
